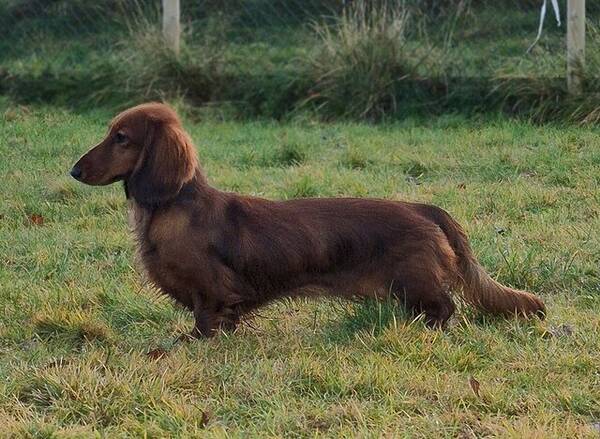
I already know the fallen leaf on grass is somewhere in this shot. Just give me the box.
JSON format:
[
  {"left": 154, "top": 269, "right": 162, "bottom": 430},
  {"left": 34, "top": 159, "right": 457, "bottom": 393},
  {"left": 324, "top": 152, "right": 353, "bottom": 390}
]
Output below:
[
  {"left": 199, "top": 410, "right": 211, "bottom": 428},
  {"left": 146, "top": 348, "right": 168, "bottom": 360},
  {"left": 27, "top": 213, "right": 44, "bottom": 226},
  {"left": 4, "top": 110, "right": 18, "bottom": 122},
  {"left": 469, "top": 376, "right": 481, "bottom": 399},
  {"left": 3, "top": 106, "right": 30, "bottom": 121}
]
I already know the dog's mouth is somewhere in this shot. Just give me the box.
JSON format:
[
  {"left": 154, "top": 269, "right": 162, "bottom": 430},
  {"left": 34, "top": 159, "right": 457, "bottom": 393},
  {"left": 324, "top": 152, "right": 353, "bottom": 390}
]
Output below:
[
  {"left": 107, "top": 173, "right": 128, "bottom": 184},
  {"left": 70, "top": 166, "right": 127, "bottom": 186}
]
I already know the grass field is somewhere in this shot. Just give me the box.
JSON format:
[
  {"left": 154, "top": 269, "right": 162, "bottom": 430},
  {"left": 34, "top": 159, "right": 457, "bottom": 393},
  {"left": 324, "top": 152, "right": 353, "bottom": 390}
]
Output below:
[{"left": 1, "top": 100, "right": 599, "bottom": 437}]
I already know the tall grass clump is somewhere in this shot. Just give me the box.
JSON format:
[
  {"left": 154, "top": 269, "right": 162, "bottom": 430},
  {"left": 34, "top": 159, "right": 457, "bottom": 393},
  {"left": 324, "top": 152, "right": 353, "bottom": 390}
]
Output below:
[
  {"left": 91, "top": 9, "right": 230, "bottom": 107},
  {"left": 0, "top": 3, "right": 231, "bottom": 109},
  {"left": 304, "top": 1, "right": 436, "bottom": 119},
  {"left": 492, "top": 21, "right": 600, "bottom": 124}
]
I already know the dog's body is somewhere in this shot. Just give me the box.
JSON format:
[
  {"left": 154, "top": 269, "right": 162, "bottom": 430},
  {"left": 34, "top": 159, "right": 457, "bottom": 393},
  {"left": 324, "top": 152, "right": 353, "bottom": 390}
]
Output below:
[{"left": 72, "top": 103, "right": 545, "bottom": 337}]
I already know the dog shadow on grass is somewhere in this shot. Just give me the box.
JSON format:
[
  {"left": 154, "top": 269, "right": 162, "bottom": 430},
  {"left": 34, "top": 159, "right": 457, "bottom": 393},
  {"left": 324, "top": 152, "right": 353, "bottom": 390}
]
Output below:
[
  {"left": 317, "top": 298, "right": 417, "bottom": 345},
  {"left": 316, "top": 297, "right": 549, "bottom": 346}
]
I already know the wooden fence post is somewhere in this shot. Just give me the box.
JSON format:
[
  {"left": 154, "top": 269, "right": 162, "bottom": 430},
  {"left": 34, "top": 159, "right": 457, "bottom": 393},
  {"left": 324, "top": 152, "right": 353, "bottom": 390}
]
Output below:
[
  {"left": 567, "top": 0, "right": 585, "bottom": 94},
  {"left": 162, "top": 0, "right": 180, "bottom": 55}
]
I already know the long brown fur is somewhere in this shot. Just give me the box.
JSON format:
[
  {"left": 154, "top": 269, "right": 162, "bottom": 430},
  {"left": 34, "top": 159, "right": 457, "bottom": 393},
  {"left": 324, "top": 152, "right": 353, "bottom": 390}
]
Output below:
[{"left": 71, "top": 102, "right": 545, "bottom": 338}]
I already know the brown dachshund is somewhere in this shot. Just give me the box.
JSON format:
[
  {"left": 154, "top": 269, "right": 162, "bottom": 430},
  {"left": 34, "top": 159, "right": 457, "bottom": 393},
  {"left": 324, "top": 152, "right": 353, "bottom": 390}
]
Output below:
[{"left": 71, "top": 103, "right": 545, "bottom": 338}]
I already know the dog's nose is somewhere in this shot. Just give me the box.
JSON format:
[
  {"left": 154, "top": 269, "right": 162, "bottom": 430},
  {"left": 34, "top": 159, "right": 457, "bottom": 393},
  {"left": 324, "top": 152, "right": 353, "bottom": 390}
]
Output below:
[{"left": 70, "top": 165, "right": 82, "bottom": 180}]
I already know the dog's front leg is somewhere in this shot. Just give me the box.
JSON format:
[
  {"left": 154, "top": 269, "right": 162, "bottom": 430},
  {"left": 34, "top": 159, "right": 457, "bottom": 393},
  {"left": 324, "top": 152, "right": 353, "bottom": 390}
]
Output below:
[
  {"left": 181, "top": 264, "right": 250, "bottom": 339},
  {"left": 188, "top": 292, "right": 245, "bottom": 339},
  {"left": 183, "top": 290, "right": 223, "bottom": 338},
  {"left": 189, "top": 302, "right": 244, "bottom": 338},
  {"left": 191, "top": 305, "right": 220, "bottom": 338}
]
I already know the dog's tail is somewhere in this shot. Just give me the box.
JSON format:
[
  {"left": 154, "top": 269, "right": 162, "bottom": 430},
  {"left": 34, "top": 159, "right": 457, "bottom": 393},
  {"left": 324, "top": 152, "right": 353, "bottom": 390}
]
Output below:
[{"left": 415, "top": 204, "right": 545, "bottom": 318}]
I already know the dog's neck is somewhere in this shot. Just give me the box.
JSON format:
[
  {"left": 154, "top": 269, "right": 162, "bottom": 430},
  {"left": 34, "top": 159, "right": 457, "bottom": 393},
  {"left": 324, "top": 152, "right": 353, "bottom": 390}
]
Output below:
[
  {"left": 123, "top": 167, "right": 210, "bottom": 210},
  {"left": 125, "top": 166, "right": 213, "bottom": 252}
]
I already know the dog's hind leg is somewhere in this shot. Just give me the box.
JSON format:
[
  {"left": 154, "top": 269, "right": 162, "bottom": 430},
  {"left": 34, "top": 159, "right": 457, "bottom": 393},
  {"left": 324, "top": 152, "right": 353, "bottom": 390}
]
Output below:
[
  {"left": 393, "top": 282, "right": 455, "bottom": 328},
  {"left": 391, "top": 236, "right": 458, "bottom": 328},
  {"left": 417, "top": 289, "right": 455, "bottom": 328}
]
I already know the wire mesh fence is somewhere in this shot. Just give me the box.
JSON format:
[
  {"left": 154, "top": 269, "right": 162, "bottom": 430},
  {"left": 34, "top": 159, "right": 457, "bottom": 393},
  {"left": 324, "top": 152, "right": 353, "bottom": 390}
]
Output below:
[
  {"left": 0, "top": 1, "right": 598, "bottom": 120},
  {"left": 0, "top": 0, "right": 342, "bottom": 58}
]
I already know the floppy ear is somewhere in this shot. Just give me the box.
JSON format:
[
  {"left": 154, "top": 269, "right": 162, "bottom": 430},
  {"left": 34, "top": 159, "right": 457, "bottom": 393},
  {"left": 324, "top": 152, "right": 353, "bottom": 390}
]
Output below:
[{"left": 128, "top": 119, "right": 197, "bottom": 206}]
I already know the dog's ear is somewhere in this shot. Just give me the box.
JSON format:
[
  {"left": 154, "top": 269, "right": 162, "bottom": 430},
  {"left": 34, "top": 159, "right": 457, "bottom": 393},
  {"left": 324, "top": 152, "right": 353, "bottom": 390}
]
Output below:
[{"left": 128, "top": 119, "right": 197, "bottom": 206}]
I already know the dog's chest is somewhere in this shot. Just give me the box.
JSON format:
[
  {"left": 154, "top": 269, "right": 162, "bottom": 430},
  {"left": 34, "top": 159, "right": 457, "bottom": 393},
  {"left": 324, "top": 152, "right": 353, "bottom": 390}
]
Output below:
[
  {"left": 127, "top": 201, "right": 197, "bottom": 307},
  {"left": 128, "top": 202, "right": 153, "bottom": 254},
  {"left": 128, "top": 202, "right": 190, "bottom": 251}
]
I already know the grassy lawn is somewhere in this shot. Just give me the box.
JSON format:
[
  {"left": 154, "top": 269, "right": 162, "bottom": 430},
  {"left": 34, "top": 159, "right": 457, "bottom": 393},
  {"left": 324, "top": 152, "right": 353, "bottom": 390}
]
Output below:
[{"left": 1, "top": 102, "right": 599, "bottom": 437}]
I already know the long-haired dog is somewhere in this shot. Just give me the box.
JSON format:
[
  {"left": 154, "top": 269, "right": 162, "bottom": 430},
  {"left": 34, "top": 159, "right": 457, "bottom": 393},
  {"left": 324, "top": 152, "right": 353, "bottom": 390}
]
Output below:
[{"left": 71, "top": 103, "right": 545, "bottom": 338}]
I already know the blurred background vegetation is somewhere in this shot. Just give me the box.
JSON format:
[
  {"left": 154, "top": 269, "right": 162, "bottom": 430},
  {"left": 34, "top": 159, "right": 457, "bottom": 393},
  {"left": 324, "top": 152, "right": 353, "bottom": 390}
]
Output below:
[{"left": 0, "top": 0, "right": 598, "bottom": 122}]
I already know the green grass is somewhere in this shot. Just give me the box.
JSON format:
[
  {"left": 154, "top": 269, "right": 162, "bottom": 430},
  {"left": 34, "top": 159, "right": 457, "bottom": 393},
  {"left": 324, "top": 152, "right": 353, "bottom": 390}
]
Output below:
[{"left": 1, "top": 101, "right": 599, "bottom": 436}]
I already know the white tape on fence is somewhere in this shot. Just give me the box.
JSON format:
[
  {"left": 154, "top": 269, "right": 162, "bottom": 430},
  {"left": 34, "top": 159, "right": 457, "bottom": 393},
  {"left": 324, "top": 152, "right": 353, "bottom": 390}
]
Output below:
[{"left": 527, "top": 0, "right": 561, "bottom": 53}]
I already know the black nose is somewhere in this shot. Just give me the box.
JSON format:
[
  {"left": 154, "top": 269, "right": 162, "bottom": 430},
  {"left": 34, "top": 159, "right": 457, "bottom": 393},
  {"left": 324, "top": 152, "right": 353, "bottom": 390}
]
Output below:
[{"left": 70, "top": 166, "right": 82, "bottom": 180}]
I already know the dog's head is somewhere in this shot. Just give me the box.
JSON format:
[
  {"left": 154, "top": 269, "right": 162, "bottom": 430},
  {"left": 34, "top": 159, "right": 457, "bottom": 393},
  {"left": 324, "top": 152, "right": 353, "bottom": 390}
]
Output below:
[{"left": 71, "top": 102, "right": 198, "bottom": 205}]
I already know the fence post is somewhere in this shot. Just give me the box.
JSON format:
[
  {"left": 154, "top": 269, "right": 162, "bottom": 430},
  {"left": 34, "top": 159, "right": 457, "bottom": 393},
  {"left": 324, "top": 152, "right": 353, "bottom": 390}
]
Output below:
[
  {"left": 162, "top": 0, "right": 180, "bottom": 55},
  {"left": 567, "top": 0, "right": 585, "bottom": 94}
]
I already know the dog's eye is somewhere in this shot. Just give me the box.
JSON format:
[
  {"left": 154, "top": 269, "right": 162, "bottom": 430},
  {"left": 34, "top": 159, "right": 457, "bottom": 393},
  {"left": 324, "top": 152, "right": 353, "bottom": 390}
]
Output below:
[{"left": 114, "top": 132, "right": 128, "bottom": 144}]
